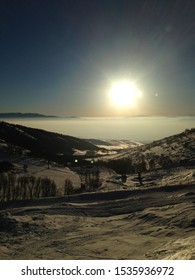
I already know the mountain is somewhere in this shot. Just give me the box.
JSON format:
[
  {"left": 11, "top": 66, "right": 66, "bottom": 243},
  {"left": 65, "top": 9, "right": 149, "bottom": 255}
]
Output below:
[
  {"left": 0, "top": 121, "right": 99, "bottom": 161},
  {"left": 101, "top": 128, "right": 195, "bottom": 172},
  {"left": 0, "top": 113, "right": 57, "bottom": 118}
]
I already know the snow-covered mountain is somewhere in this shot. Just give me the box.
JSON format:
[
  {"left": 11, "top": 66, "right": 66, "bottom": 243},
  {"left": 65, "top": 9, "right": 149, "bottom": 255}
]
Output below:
[
  {"left": 1, "top": 121, "right": 194, "bottom": 172},
  {"left": 100, "top": 128, "right": 195, "bottom": 171}
]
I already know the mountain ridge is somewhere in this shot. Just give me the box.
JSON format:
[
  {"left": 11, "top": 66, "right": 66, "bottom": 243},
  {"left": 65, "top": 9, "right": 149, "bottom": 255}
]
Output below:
[
  {"left": 0, "top": 113, "right": 58, "bottom": 118},
  {"left": 100, "top": 128, "right": 195, "bottom": 173},
  {"left": 0, "top": 121, "right": 99, "bottom": 162}
]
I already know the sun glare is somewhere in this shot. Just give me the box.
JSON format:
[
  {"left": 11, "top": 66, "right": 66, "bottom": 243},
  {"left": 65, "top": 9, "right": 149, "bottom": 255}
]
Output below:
[{"left": 110, "top": 80, "right": 142, "bottom": 107}]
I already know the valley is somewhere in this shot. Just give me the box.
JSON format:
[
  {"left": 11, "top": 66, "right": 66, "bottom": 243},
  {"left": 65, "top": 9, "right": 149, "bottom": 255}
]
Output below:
[{"left": 0, "top": 122, "right": 195, "bottom": 260}]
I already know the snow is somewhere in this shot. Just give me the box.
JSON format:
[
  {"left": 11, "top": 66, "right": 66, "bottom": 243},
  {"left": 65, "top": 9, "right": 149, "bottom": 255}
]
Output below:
[
  {"left": 0, "top": 128, "right": 195, "bottom": 260},
  {"left": 15, "top": 127, "right": 37, "bottom": 140}
]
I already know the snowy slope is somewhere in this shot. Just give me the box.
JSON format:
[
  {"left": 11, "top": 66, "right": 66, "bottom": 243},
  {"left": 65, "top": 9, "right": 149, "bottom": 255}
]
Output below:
[{"left": 100, "top": 128, "right": 195, "bottom": 170}]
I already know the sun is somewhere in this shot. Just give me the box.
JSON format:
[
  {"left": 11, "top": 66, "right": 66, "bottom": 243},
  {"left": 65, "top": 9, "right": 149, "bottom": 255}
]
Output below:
[{"left": 110, "top": 80, "right": 142, "bottom": 107}]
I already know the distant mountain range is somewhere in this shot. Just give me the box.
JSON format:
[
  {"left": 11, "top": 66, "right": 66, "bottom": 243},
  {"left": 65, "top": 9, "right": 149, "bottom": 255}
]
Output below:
[{"left": 0, "top": 113, "right": 57, "bottom": 118}]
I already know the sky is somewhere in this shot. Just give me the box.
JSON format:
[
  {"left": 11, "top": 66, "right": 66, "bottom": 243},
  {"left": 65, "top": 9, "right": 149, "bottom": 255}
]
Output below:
[{"left": 0, "top": 0, "right": 195, "bottom": 117}]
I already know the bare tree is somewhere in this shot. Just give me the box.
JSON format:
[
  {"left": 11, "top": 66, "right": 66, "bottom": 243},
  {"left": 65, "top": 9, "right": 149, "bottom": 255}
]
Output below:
[{"left": 64, "top": 178, "right": 74, "bottom": 195}]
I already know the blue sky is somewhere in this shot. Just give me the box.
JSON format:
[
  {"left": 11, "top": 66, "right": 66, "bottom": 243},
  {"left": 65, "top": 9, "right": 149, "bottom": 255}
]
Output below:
[{"left": 0, "top": 0, "right": 195, "bottom": 116}]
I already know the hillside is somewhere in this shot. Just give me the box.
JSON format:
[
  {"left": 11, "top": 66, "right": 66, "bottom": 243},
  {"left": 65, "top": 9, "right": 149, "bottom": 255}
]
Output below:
[
  {"left": 0, "top": 121, "right": 99, "bottom": 161},
  {"left": 0, "top": 125, "right": 195, "bottom": 260},
  {"left": 1, "top": 183, "right": 195, "bottom": 260},
  {"left": 100, "top": 128, "right": 195, "bottom": 172}
]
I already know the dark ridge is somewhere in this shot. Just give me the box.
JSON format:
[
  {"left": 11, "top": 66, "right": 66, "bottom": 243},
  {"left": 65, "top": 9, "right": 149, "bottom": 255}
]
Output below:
[
  {"left": 0, "top": 121, "right": 99, "bottom": 161},
  {"left": 86, "top": 139, "right": 113, "bottom": 146}
]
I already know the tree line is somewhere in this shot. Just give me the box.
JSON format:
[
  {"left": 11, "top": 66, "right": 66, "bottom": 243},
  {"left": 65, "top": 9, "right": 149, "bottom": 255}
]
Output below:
[
  {"left": 0, "top": 166, "right": 102, "bottom": 203},
  {"left": 64, "top": 166, "right": 101, "bottom": 195},
  {"left": 0, "top": 173, "right": 57, "bottom": 203}
]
